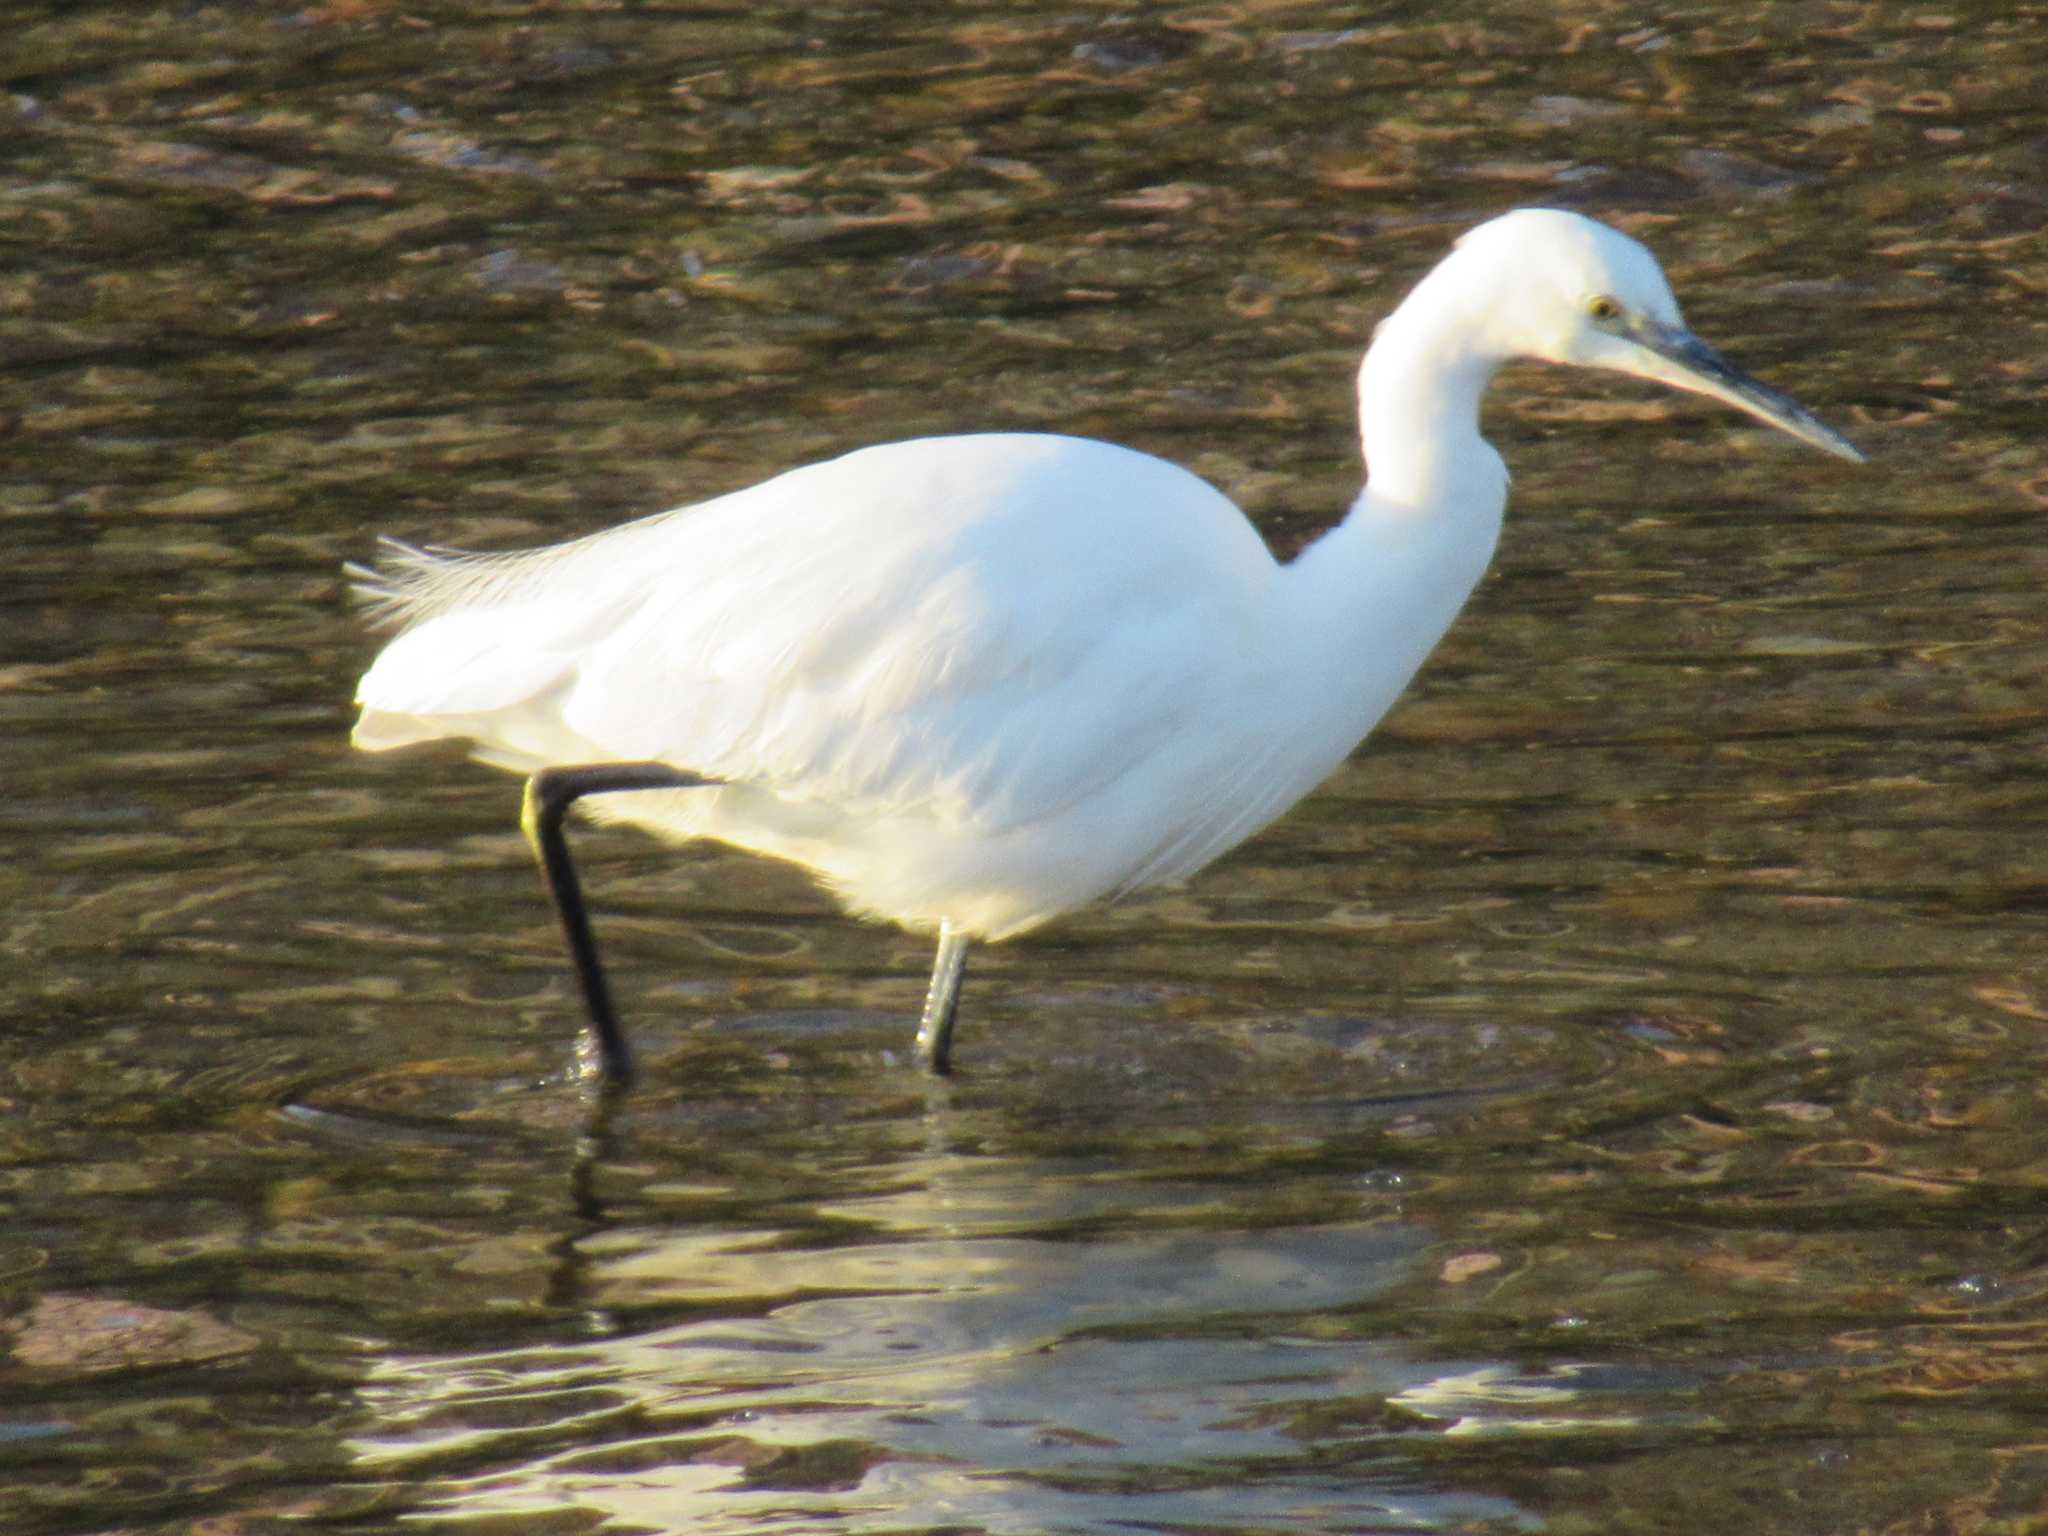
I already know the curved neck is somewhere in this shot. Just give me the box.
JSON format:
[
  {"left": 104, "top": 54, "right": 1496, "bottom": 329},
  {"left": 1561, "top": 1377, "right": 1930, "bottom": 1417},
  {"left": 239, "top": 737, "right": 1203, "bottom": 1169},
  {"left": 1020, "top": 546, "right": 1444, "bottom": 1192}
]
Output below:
[
  {"left": 1354, "top": 258, "right": 1511, "bottom": 514},
  {"left": 1260, "top": 258, "right": 1516, "bottom": 762}
]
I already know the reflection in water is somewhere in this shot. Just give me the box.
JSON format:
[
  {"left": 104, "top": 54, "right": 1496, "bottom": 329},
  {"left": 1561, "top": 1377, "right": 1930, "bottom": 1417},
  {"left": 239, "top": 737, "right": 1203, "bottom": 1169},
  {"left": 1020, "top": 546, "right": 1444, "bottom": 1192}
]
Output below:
[{"left": 352, "top": 1152, "right": 1534, "bottom": 1534}]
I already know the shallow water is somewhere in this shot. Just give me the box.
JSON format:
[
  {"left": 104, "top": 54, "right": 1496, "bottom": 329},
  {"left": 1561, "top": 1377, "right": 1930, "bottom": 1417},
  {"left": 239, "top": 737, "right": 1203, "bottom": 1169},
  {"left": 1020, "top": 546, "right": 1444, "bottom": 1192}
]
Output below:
[{"left": 4, "top": 2, "right": 2047, "bottom": 1532}]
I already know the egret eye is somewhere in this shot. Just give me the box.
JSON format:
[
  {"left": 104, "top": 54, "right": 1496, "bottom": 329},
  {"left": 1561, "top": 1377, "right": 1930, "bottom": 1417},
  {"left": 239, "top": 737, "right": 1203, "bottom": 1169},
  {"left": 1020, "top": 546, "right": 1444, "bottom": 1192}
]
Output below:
[{"left": 1586, "top": 294, "right": 1623, "bottom": 324}]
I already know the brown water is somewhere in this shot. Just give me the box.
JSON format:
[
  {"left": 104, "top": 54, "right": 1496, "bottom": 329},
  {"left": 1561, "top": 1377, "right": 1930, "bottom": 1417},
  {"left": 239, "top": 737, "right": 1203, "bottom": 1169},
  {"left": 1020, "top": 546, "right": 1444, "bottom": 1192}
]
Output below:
[{"left": 4, "top": 2, "right": 2046, "bottom": 1532}]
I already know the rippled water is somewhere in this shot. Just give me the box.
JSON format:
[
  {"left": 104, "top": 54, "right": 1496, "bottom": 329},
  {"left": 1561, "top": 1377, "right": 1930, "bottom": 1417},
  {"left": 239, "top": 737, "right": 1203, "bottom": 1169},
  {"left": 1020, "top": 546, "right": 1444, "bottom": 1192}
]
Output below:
[{"left": 4, "top": 2, "right": 2046, "bottom": 1532}]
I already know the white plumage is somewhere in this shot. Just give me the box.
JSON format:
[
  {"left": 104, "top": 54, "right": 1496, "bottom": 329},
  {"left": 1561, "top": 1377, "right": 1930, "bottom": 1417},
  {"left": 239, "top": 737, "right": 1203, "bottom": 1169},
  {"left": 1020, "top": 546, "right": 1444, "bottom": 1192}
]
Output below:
[{"left": 353, "top": 209, "right": 1861, "bottom": 1079}]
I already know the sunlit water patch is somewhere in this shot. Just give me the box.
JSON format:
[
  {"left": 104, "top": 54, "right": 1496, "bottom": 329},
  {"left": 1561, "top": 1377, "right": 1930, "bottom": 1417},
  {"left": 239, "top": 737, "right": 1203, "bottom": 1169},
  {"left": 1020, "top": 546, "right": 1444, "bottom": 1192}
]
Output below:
[{"left": 346, "top": 1177, "right": 1529, "bottom": 1534}]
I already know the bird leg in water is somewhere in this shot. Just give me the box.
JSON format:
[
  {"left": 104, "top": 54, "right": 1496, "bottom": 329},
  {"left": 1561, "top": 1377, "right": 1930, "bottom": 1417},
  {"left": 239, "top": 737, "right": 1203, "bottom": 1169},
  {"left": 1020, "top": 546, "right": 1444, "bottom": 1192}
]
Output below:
[
  {"left": 521, "top": 763, "right": 716, "bottom": 1087},
  {"left": 914, "top": 921, "right": 971, "bottom": 1075}
]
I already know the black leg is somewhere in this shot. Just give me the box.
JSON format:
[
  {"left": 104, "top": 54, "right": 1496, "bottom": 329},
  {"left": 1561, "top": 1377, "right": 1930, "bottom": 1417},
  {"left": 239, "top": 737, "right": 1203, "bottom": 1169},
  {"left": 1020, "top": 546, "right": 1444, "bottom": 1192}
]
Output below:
[
  {"left": 520, "top": 762, "right": 714, "bottom": 1086},
  {"left": 914, "top": 922, "right": 971, "bottom": 1076}
]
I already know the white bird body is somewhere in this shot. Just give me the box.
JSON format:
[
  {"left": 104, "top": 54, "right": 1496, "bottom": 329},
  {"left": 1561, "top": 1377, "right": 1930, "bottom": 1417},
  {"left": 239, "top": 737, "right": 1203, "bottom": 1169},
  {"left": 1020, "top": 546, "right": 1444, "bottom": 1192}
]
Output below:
[
  {"left": 351, "top": 209, "right": 1860, "bottom": 1078},
  {"left": 356, "top": 429, "right": 1495, "bottom": 938}
]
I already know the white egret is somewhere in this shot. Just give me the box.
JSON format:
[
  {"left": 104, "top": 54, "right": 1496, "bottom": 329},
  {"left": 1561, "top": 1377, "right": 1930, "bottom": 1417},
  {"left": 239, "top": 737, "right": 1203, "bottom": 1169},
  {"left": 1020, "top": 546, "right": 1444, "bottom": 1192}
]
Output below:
[{"left": 351, "top": 208, "right": 1862, "bottom": 1085}]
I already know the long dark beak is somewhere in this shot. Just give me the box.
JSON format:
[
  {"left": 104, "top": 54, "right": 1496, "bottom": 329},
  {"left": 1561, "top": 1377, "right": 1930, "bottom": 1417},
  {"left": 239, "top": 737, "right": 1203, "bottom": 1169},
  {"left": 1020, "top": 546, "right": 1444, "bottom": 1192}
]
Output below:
[{"left": 1632, "top": 317, "right": 1865, "bottom": 464}]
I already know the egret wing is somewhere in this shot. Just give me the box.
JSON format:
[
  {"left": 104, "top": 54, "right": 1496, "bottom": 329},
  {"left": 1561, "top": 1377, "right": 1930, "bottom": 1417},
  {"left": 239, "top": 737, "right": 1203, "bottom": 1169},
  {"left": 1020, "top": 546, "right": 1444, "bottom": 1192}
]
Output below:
[{"left": 555, "top": 435, "right": 1276, "bottom": 835}]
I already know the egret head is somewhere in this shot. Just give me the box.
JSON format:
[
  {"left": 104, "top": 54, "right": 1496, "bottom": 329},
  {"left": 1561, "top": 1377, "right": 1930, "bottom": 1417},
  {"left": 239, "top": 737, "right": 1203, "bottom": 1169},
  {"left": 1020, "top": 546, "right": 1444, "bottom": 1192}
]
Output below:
[{"left": 1454, "top": 208, "right": 1864, "bottom": 463}]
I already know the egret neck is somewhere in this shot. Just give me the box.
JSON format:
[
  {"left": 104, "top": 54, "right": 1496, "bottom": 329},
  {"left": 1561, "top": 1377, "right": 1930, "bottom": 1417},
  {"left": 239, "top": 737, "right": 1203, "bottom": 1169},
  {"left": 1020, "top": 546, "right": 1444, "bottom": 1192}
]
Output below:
[{"left": 1273, "top": 264, "right": 1515, "bottom": 766}]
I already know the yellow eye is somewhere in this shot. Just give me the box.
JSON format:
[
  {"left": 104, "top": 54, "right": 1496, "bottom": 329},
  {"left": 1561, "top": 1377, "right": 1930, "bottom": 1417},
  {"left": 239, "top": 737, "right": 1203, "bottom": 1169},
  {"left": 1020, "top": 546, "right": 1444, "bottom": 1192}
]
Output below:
[{"left": 1586, "top": 295, "right": 1623, "bottom": 323}]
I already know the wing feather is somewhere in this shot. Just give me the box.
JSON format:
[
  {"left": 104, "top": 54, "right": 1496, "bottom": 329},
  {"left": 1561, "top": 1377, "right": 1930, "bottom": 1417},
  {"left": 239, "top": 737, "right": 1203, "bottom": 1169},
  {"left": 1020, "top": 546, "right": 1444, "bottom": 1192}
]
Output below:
[{"left": 353, "top": 434, "right": 1277, "bottom": 838}]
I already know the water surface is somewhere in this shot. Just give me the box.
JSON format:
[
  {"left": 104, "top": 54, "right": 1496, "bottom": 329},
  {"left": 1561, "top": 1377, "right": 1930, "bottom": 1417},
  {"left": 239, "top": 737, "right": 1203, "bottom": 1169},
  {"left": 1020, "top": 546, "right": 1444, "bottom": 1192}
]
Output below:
[{"left": 4, "top": 2, "right": 2046, "bottom": 1532}]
